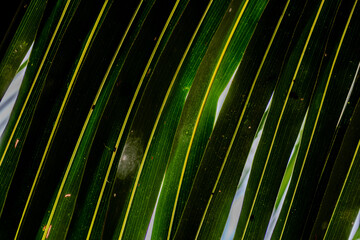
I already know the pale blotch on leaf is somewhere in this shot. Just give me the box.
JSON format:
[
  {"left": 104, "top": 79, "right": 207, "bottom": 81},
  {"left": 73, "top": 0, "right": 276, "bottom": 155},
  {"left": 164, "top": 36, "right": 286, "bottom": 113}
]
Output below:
[{"left": 116, "top": 136, "right": 144, "bottom": 180}]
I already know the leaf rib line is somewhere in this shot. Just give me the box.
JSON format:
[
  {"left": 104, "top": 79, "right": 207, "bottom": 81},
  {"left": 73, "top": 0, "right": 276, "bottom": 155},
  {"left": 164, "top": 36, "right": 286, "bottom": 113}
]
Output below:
[
  {"left": 195, "top": 0, "right": 290, "bottom": 237},
  {"left": 86, "top": 1, "right": 181, "bottom": 238},
  {"left": 0, "top": 0, "right": 72, "bottom": 167},
  {"left": 85, "top": 1, "right": 144, "bottom": 238},
  {"left": 13, "top": 0, "right": 74, "bottom": 237},
  {"left": 195, "top": 193, "right": 213, "bottom": 239},
  {"left": 336, "top": 61, "right": 360, "bottom": 128},
  {"left": 40, "top": 1, "right": 110, "bottom": 238},
  {"left": 240, "top": 0, "right": 326, "bottom": 238},
  {"left": 323, "top": 140, "right": 360, "bottom": 239},
  {"left": 168, "top": 1, "right": 250, "bottom": 239},
  {"left": 279, "top": 1, "right": 358, "bottom": 238},
  {"left": 117, "top": 1, "right": 214, "bottom": 239}
]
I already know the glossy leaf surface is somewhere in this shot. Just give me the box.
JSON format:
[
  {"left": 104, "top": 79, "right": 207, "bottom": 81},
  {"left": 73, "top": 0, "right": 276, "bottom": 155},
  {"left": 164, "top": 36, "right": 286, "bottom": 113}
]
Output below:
[{"left": 0, "top": 0, "right": 359, "bottom": 239}]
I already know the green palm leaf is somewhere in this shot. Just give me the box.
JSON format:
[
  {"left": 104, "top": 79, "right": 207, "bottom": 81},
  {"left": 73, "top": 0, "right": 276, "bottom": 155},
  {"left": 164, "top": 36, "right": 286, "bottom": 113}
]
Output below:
[
  {"left": 0, "top": 0, "right": 359, "bottom": 239},
  {"left": 272, "top": 1, "right": 360, "bottom": 238},
  {"left": 0, "top": 0, "right": 46, "bottom": 100}
]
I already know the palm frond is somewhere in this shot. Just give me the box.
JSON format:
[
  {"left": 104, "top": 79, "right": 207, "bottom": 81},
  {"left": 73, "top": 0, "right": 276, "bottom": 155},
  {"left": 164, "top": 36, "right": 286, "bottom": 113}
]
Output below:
[{"left": 0, "top": 0, "right": 359, "bottom": 239}]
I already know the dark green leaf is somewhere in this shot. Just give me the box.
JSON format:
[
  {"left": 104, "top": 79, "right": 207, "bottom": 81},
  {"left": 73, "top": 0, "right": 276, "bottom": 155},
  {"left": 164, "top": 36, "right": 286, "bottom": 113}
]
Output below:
[
  {"left": 272, "top": 1, "right": 360, "bottom": 238},
  {"left": 0, "top": 0, "right": 45, "bottom": 100}
]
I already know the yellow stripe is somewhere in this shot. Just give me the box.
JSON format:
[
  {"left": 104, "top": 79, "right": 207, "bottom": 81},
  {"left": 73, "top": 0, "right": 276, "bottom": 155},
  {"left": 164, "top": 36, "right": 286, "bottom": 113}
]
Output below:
[
  {"left": 86, "top": 1, "right": 181, "bottom": 238},
  {"left": 240, "top": 0, "right": 326, "bottom": 239},
  {"left": 195, "top": 1, "right": 290, "bottom": 236},
  {"left": 85, "top": 1, "right": 143, "bottom": 238},
  {"left": 323, "top": 140, "right": 360, "bottom": 239},
  {"left": 167, "top": 1, "right": 249, "bottom": 239},
  {"left": 280, "top": 1, "right": 358, "bottom": 238},
  {"left": 40, "top": 2, "right": 110, "bottom": 239},
  {"left": 118, "top": 1, "right": 214, "bottom": 239},
  {"left": 0, "top": 0, "right": 72, "bottom": 167},
  {"left": 14, "top": 1, "right": 72, "bottom": 238},
  {"left": 195, "top": 194, "right": 212, "bottom": 239}
]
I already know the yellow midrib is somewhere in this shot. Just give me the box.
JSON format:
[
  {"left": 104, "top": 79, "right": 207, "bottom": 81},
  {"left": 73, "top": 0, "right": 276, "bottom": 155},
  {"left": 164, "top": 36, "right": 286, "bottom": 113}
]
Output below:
[
  {"left": 280, "top": 0, "right": 359, "bottom": 238},
  {"left": 241, "top": 0, "right": 326, "bottom": 239},
  {"left": 0, "top": 0, "right": 72, "bottom": 167},
  {"left": 86, "top": 0, "right": 182, "bottom": 238},
  {"left": 194, "top": 0, "right": 290, "bottom": 237},
  {"left": 85, "top": 1, "right": 144, "bottom": 239},
  {"left": 323, "top": 140, "right": 360, "bottom": 239},
  {"left": 117, "top": 1, "right": 214, "bottom": 239},
  {"left": 167, "top": 1, "right": 250, "bottom": 239},
  {"left": 14, "top": 0, "right": 72, "bottom": 238},
  {"left": 40, "top": 1, "right": 110, "bottom": 239}
]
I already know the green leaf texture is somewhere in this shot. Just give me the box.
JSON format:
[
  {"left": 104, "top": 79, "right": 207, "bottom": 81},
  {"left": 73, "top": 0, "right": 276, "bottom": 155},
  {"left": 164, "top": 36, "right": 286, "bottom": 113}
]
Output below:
[{"left": 0, "top": 0, "right": 359, "bottom": 239}]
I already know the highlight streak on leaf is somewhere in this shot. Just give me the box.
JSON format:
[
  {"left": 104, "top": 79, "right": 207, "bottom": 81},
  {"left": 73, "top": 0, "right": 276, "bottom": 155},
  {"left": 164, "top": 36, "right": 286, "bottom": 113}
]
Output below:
[
  {"left": 86, "top": 1, "right": 181, "bottom": 238},
  {"left": 83, "top": 1, "right": 144, "bottom": 238},
  {"left": 196, "top": 2, "right": 290, "bottom": 237},
  {"left": 0, "top": 44, "right": 32, "bottom": 137},
  {"left": 324, "top": 140, "right": 360, "bottom": 239},
  {"left": 0, "top": 0, "right": 45, "bottom": 100},
  {"left": 0, "top": 0, "right": 75, "bottom": 220},
  {"left": 239, "top": 0, "right": 326, "bottom": 239},
  {"left": 279, "top": 1, "right": 358, "bottom": 238},
  {"left": 117, "top": 1, "right": 213, "bottom": 239},
  {"left": 115, "top": 1, "right": 233, "bottom": 239},
  {"left": 264, "top": 110, "right": 306, "bottom": 239},
  {"left": 166, "top": 1, "right": 249, "bottom": 239},
  {"left": 0, "top": 0, "right": 71, "bottom": 167},
  {"left": 40, "top": 1, "right": 111, "bottom": 238},
  {"left": 336, "top": 61, "right": 360, "bottom": 128}
]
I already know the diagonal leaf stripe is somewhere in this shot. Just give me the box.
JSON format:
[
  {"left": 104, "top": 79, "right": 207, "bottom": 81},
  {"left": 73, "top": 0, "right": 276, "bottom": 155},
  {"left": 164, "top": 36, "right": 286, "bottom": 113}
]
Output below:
[
  {"left": 0, "top": 0, "right": 46, "bottom": 101},
  {"left": 111, "top": 1, "right": 236, "bottom": 239},
  {"left": 2, "top": 0, "right": 360, "bottom": 238},
  {"left": 239, "top": 0, "right": 326, "bottom": 239},
  {"left": 117, "top": 1, "right": 213, "bottom": 239},
  {"left": 165, "top": 2, "right": 249, "bottom": 239},
  {"left": 83, "top": 1, "right": 143, "bottom": 239},
  {"left": 66, "top": 1, "right": 165, "bottom": 238},
  {"left": 0, "top": 0, "right": 71, "bottom": 167},
  {"left": 173, "top": 1, "right": 310, "bottom": 238},
  {"left": 279, "top": 0, "right": 358, "bottom": 238},
  {"left": 82, "top": 1, "right": 145, "bottom": 238},
  {"left": 0, "top": 0, "right": 77, "bottom": 218},
  {"left": 170, "top": 1, "right": 271, "bottom": 236},
  {"left": 307, "top": 58, "right": 360, "bottom": 239},
  {"left": 195, "top": 1, "right": 289, "bottom": 237},
  {"left": 39, "top": 1, "right": 111, "bottom": 238},
  {"left": 151, "top": 1, "right": 279, "bottom": 238},
  {"left": 324, "top": 139, "right": 360, "bottom": 239},
  {"left": 86, "top": 1, "right": 181, "bottom": 238},
  {"left": 14, "top": 1, "right": 92, "bottom": 232},
  {"left": 78, "top": 0, "right": 180, "bottom": 237}
]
